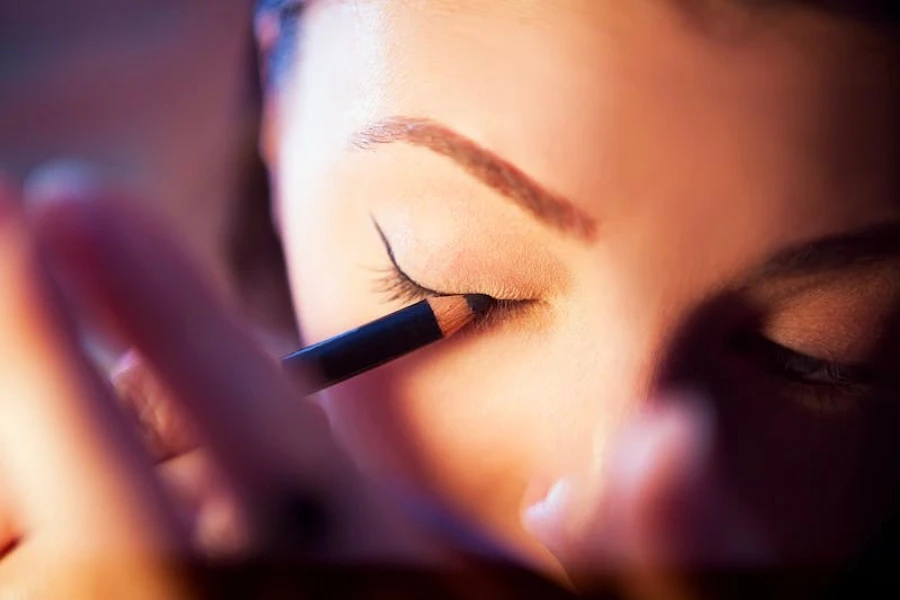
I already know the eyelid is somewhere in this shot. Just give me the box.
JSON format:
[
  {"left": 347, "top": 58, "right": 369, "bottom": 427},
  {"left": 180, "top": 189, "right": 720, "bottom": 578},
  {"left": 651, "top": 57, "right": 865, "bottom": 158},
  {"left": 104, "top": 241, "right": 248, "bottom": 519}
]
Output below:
[
  {"left": 371, "top": 217, "right": 543, "bottom": 329},
  {"left": 733, "top": 332, "right": 877, "bottom": 387},
  {"left": 372, "top": 215, "right": 544, "bottom": 304},
  {"left": 728, "top": 332, "right": 888, "bottom": 416},
  {"left": 372, "top": 217, "right": 446, "bottom": 297}
]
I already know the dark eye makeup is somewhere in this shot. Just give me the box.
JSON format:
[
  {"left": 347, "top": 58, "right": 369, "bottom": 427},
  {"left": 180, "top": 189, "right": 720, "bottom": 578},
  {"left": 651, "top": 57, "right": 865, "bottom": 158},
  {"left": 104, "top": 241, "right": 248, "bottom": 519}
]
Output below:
[
  {"left": 371, "top": 218, "right": 534, "bottom": 325},
  {"left": 371, "top": 218, "right": 886, "bottom": 412},
  {"left": 372, "top": 220, "right": 446, "bottom": 303},
  {"left": 730, "top": 331, "right": 885, "bottom": 412},
  {"left": 732, "top": 333, "right": 874, "bottom": 388}
]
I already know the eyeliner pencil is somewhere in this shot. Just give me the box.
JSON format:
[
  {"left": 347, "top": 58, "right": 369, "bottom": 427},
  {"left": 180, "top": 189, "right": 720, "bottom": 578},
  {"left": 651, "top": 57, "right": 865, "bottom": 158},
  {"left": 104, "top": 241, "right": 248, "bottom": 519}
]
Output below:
[{"left": 280, "top": 294, "right": 492, "bottom": 396}]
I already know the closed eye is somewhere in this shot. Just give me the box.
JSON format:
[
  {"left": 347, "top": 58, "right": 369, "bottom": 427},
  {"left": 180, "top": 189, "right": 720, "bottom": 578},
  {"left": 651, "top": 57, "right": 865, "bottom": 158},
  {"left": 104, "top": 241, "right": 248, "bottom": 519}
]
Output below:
[
  {"left": 370, "top": 217, "right": 538, "bottom": 326},
  {"left": 732, "top": 333, "right": 876, "bottom": 388},
  {"left": 729, "top": 332, "right": 887, "bottom": 414},
  {"left": 372, "top": 218, "right": 445, "bottom": 301}
]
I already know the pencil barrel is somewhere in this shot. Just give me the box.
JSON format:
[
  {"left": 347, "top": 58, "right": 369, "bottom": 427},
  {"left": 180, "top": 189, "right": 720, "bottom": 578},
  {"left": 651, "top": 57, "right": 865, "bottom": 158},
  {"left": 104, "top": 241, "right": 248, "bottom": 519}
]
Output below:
[{"left": 281, "top": 301, "right": 444, "bottom": 395}]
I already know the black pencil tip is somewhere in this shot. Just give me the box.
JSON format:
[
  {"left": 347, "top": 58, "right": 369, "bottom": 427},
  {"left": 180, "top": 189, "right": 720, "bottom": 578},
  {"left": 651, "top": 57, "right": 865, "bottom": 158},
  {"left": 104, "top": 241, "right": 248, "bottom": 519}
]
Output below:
[{"left": 464, "top": 294, "right": 494, "bottom": 315}]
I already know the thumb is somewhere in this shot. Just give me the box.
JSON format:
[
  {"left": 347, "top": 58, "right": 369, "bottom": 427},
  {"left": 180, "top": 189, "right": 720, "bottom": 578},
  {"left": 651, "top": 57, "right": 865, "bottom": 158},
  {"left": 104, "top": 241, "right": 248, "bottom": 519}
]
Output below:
[{"left": 523, "top": 393, "right": 769, "bottom": 596}]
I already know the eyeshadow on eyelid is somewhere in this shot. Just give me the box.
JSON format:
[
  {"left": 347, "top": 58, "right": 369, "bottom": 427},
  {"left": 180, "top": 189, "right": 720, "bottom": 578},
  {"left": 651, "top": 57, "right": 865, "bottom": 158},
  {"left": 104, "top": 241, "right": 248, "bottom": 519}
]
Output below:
[
  {"left": 418, "top": 265, "right": 563, "bottom": 303},
  {"left": 370, "top": 211, "right": 571, "bottom": 302},
  {"left": 453, "top": 297, "right": 555, "bottom": 339},
  {"left": 371, "top": 246, "right": 555, "bottom": 336},
  {"left": 413, "top": 246, "right": 571, "bottom": 300},
  {"left": 747, "top": 274, "right": 900, "bottom": 365}
]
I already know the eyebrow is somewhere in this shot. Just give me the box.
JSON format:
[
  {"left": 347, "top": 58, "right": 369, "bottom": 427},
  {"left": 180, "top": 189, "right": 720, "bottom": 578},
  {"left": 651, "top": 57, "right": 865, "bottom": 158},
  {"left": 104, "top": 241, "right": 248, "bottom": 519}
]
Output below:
[
  {"left": 754, "top": 220, "right": 900, "bottom": 281},
  {"left": 351, "top": 117, "right": 598, "bottom": 242}
]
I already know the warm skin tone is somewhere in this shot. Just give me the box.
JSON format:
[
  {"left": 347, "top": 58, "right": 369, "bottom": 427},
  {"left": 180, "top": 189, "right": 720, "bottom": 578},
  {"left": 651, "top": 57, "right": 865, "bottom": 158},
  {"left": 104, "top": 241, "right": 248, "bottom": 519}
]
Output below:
[
  {"left": 267, "top": 0, "right": 900, "bottom": 575},
  {"left": 0, "top": 176, "right": 473, "bottom": 597},
  {"left": 0, "top": 0, "right": 897, "bottom": 597}
]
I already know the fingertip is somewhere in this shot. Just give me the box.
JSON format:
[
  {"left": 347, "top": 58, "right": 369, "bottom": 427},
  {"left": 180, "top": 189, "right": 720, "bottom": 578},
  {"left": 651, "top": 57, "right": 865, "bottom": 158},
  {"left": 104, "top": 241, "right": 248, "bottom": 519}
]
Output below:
[
  {"left": 522, "top": 474, "right": 598, "bottom": 574},
  {"left": 608, "top": 392, "right": 774, "bottom": 568},
  {"left": 612, "top": 393, "right": 714, "bottom": 502},
  {"left": 522, "top": 478, "right": 574, "bottom": 536},
  {"left": 110, "top": 348, "right": 144, "bottom": 381}
]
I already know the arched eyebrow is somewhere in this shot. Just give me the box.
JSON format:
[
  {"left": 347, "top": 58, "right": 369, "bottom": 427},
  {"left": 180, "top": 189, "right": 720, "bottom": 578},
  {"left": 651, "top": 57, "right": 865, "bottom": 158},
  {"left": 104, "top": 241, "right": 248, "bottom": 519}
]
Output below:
[
  {"left": 751, "top": 219, "right": 900, "bottom": 281},
  {"left": 350, "top": 116, "right": 598, "bottom": 242}
]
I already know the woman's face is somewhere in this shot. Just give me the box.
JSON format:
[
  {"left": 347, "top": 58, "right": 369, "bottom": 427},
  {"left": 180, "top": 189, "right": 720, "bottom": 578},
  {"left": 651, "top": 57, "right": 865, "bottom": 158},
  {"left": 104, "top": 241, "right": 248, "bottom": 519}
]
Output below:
[{"left": 266, "top": 0, "right": 900, "bottom": 570}]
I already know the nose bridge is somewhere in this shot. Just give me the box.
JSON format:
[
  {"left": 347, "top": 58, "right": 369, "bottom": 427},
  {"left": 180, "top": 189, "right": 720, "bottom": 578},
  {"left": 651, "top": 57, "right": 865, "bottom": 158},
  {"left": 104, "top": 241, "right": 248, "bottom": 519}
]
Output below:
[
  {"left": 545, "top": 289, "right": 674, "bottom": 484},
  {"left": 569, "top": 280, "right": 758, "bottom": 468},
  {"left": 560, "top": 273, "right": 689, "bottom": 436},
  {"left": 546, "top": 218, "right": 754, "bottom": 476}
]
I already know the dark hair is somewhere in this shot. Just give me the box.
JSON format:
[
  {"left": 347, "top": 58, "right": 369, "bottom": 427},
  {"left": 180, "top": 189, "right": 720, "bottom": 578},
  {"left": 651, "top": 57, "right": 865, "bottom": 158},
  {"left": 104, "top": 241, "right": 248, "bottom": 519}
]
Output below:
[
  {"left": 254, "top": 0, "right": 896, "bottom": 86},
  {"left": 255, "top": 0, "right": 900, "bottom": 20},
  {"left": 226, "top": 31, "right": 298, "bottom": 341},
  {"left": 256, "top": 0, "right": 304, "bottom": 87}
]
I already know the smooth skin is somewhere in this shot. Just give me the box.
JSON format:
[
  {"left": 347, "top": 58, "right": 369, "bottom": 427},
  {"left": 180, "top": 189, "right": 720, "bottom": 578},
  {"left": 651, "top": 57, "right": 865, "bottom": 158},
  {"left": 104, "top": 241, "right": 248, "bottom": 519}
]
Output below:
[
  {"left": 0, "top": 0, "right": 898, "bottom": 597},
  {"left": 266, "top": 0, "right": 900, "bottom": 586},
  {"left": 0, "top": 175, "right": 468, "bottom": 597},
  {"left": 0, "top": 171, "right": 781, "bottom": 598}
]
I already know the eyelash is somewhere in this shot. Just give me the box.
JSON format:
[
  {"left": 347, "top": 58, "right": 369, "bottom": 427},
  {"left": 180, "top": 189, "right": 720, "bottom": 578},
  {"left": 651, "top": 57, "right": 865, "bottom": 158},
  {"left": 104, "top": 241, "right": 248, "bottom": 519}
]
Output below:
[
  {"left": 374, "top": 267, "right": 529, "bottom": 333},
  {"left": 370, "top": 223, "right": 881, "bottom": 412},
  {"left": 731, "top": 332, "right": 878, "bottom": 413},
  {"left": 374, "top": 265, "right": 436, "bottom": 305},
  {"left": 371, "top": 220, "right": 528, "bottom": 326}
]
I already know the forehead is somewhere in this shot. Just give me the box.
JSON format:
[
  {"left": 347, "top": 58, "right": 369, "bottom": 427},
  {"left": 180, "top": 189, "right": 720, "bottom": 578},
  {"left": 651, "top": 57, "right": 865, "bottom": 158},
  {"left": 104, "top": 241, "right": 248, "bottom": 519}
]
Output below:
[
  {"left": 277, "top": 0, "right": 900, "bottom": 306},
  {"left": 367, "top": 5, "right": 895, "bottom": 172},
  {"left": 291, "top": 0, "right": 899, "bottom": 236}
]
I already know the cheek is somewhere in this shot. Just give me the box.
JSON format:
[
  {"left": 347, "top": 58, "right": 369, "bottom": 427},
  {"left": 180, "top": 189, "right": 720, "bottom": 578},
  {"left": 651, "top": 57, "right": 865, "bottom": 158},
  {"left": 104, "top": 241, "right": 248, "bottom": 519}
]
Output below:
[
  {"left": 314, "top": 325, "right": 612, "bottom": 542},
  {"left": 278, "top": 161, "right": 390, "bottom": 344},
  {"left": 315, "top": 319, "right": 598, "bottom": 471},
  {"left": 306, "top": 280, "right": 650, "bottom": 508},
  {"left": 279, "top": 185, "right": 663, "bottom": 519}
]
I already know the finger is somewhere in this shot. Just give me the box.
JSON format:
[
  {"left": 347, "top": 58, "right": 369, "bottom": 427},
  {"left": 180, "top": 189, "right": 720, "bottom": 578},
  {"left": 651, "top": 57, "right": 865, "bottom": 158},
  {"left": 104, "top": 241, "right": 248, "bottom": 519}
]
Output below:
[
  {"left": 111, "top": 349, "right": 198, "bottom": 462},
  {"left": 609, "top": 401, "right": 769, "bottom": 598},
  {"left": 111, "top": 350, "right": 266, "bottom": 557},
  {"left": 27, "top": 166, "right": 349, "bottom": 536},
  {"left": 608, "top": 401, "right": 722, "bottom": 600},
  {"left": 524, "top": 396, "right": 769, "bottom": 599},
  {"left": 159, "top": 450, "right": 254, "bottom": 559},
  {"left": 0, "top": 179, "right": 181, "bottom": 554},
  {"left": 110, "top": 353, "right": 253, "bottom": 557}
]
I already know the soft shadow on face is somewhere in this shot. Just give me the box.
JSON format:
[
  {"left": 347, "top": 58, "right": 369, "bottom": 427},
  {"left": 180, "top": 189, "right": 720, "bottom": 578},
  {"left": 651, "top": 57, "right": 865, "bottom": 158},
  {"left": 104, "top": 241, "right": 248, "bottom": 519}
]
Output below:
[
  {"left": 317, "top": 363, "right": 438, "bottom": 496},
  {"left": 654, "top": 285, "right": 900, "bottom": 569},
  {"left": 262, "top": 0, "right": 900, "bottom": 580}
]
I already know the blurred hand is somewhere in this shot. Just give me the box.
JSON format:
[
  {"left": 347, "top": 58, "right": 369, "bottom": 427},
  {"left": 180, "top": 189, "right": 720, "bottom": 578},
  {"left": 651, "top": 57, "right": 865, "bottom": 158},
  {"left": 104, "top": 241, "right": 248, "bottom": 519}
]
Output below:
[
  {"left": 1, "top": 163, "right": 784, "bottom": 599},
  {"left": 0, "top": 166, "right": 491, "bottom": 597}
]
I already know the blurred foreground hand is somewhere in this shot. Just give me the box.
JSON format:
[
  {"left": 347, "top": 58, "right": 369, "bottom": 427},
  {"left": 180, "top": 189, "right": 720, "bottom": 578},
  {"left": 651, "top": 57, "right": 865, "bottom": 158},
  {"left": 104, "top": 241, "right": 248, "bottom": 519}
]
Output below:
[{"left": 0, "top": 166, "right": 569, "bottom": 598}]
